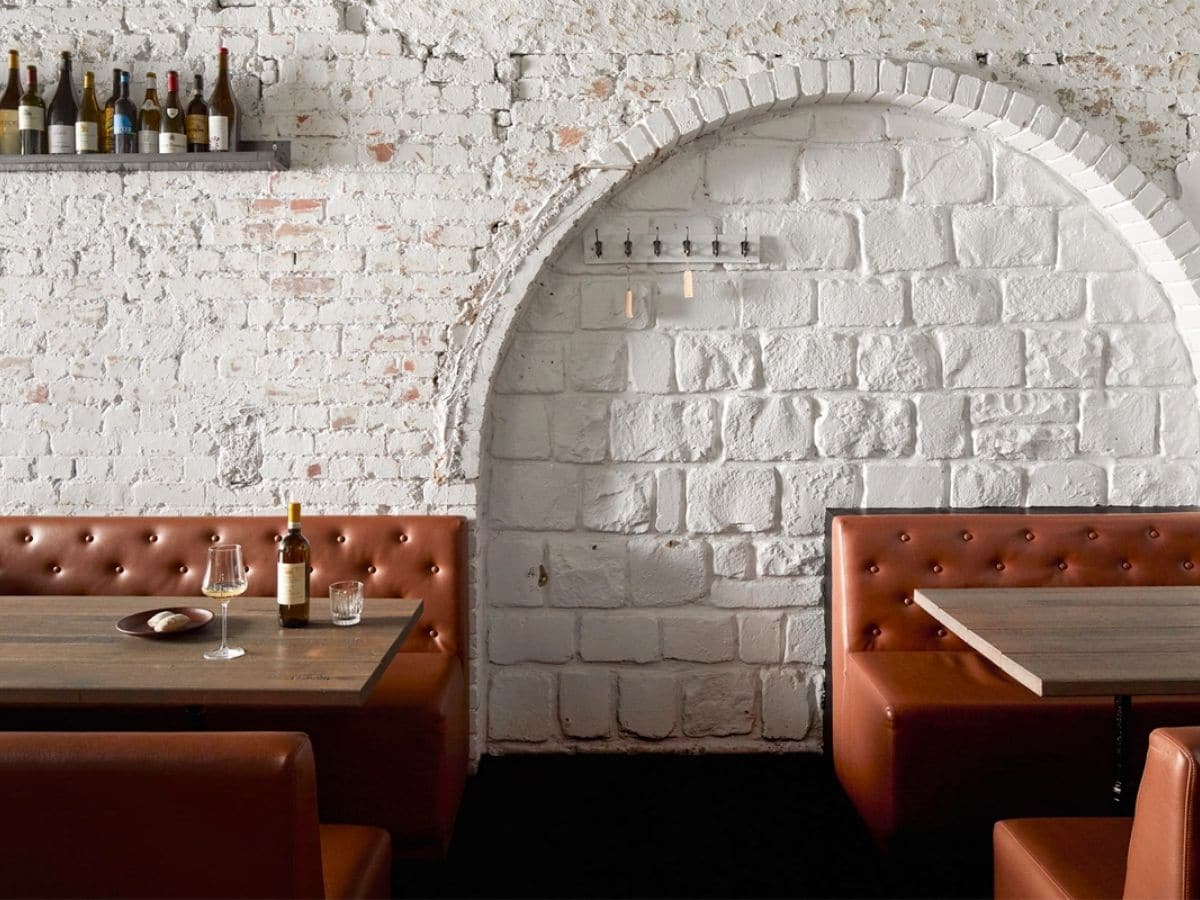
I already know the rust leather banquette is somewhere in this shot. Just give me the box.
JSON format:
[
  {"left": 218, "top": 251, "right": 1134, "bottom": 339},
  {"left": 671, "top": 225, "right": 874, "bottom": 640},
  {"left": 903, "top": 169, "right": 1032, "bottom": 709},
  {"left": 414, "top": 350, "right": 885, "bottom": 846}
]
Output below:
[
  {"left": 831, "top": 511, "right": 1200, "bottom": 859},
  {"left": 0, "top": 515, "right": 468, "bottom": 860}
]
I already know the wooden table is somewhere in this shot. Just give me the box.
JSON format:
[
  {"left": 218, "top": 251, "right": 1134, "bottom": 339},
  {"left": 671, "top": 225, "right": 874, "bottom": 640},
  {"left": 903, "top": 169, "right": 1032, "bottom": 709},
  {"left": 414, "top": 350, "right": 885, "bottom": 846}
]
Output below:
[
  {"left": 0, "top": 595, "right": 423, "bottom": 708},
  {"left": 915, "top": 586, "right": 1200, "bottom": 811}
]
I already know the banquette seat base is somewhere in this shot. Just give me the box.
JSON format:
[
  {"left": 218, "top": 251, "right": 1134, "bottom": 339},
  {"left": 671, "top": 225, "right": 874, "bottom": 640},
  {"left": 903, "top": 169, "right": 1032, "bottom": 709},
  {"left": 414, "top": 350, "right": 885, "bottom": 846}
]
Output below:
[
  {"left": 993, "top": 817, "right": 1132, "bottom": 900},
  {"left": 0, "top": 515, "right": 469, "bottom": 861}
]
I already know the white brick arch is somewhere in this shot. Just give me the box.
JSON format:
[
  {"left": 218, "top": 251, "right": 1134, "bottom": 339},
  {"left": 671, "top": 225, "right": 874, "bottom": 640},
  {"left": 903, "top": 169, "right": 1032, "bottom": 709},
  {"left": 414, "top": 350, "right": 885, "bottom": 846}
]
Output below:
[{"left": 437, "top": 57, "right": 1200, "bottom": 484}]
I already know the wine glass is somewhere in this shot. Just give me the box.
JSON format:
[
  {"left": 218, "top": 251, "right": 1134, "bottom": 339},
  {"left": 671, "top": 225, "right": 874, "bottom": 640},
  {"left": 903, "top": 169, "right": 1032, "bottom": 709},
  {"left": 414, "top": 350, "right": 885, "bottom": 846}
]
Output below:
[{"left": 202, "top": 543, "right": 247, "bottom": 661}]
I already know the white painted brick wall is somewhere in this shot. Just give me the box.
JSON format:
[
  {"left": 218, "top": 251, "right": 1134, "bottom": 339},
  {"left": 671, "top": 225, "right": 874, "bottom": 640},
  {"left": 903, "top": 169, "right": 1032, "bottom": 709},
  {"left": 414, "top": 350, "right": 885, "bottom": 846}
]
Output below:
[{"left": 485, "top": 103, "right": 1199, "bottom": 753}]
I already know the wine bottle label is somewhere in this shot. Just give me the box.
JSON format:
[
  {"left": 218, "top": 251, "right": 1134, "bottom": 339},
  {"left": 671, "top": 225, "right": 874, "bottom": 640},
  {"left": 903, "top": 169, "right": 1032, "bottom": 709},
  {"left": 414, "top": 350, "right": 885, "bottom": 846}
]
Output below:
[
  {"left": 0, "top": 109, "right": 18, "bottom": 153},
  {"left": 158, "top": 131, "right": 186, "bottom": 153},
  {"left": 166, "top": 107, "right": 180, "bottom": 119},
  {"left": 48, "top": 124, "right": 74, "bottom": 154},
  {"left": 207, "top": 114, "right": 230, "bottom": 151},
  {"left": 74, "top": 121, "right": 98, "bottom": 152},
  {"left": 138, "top": 130, "right": 157, "bottom": 153},
  {"left": 17, "top": 105, "right": 43, "bottom": 131},
  {"left": 185, "top": 114, "right": 207, "bottom": 143},
  {"left": 113, "top": 112, "right": 133, "bottom": 136},
  {"left": 277, "top": 563, "right": 307, "bottom": 607}
]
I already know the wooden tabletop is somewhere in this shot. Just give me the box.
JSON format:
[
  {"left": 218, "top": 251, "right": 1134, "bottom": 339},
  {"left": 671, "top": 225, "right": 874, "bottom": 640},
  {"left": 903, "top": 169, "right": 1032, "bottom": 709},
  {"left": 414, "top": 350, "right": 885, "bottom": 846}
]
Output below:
[
  {"left": 0, "top": 595, "right": 422, "bottom": 707},
  {"left": 914, "top": 586, "right": 1200, "bottom": 698}
]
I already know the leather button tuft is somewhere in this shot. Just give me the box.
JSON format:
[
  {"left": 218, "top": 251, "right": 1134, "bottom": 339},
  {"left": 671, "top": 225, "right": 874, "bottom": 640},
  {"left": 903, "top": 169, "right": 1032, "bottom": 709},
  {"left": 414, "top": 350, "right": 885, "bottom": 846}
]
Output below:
[
  {"left": 1149, "top": 529, "right": 1160, "bottom": 539},
  {"left": 902, "top": 596, "right": 913, "bottom": 606},
  {"left": 274, "top": 535, "right": 281, "bottom": 542},
  {"left": 899, "top": 532, "right": 910, "bottom": 542},
  {"left": 1057, "top": 561, "right": 1068, "bottom": 571},
  {"left": 931, "top": 564, "right": 943, "bottom": 573},
  {"left": 399, "top": 534, "right": 409, "bottom": 543},
  {"left": 1186, "top": 561, "right": 1195, "bottom": 571},
  {"left": 83, "top": 534, "right": 94, "bottom": 543},
  {"left": 337, "top": 535, "right": 346, "bottom": 543},
  {"left": 867, "top": 564, "right": 880, "bottom": 574},
  {"left": 428, "top": 628, "right": 438, "bottom": 638},
  {"left": 23, "top": 534, "right": 32, "bottom": 542},
  {"left": 1087, "top": 530, "right": 1099, "bottom": 540},
  {"left": 50, "top": 565, "right": 61, "bottom": 574},
  {"left": 178, "top": 566, "right": 188, "bottom": 574},
  {"left": 210, "top": 535, "right": 219, "bottom": 542},
  {"left": 995, "top": 562, "right": 1005, "bottom": 571},
  {"left": 148, "top": 535, "right": 157, "bottom": 543},
  {"left": 367, "top": 565, "right": 377, "bottom": 574},
  {"left": 1024, "top": 531, "right": 1035, "bottom": 542},
  {"left": 936, "top": 628, "right": 948, "bottom": 638},
  {"left": 870, "top": 626, "right": 882, "bottom": 637},
  {"left": 961, "top": 531, "right": 973, "bottom": 542},
  {"left": 1122, "top": 561, "right": 1132, "bottom": 570},
  {"left": 114, "top": 565, "right": 124, "bottom": 574},
  {"left": 430, "top": 565, "right": 440, "bottom": 574}
]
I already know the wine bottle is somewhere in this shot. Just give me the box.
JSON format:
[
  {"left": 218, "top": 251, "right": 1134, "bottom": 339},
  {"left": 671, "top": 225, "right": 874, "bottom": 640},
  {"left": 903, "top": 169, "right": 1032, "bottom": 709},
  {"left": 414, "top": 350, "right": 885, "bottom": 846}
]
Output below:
[
  {"left": 185, "top": 74, "right": 207, "bottom": 152},
  {"left": 101, "top": 67, "right": 119, "bottom": 153},
  {"left": 112, "top": 70, "right": 136, "bottom": 154},
  {"left": 138, "top": 71, "right": 160, "bottom": 154},
  {"left": 277, "top": 501, "right": 311, "bottom": 628},
  {"left": 18, "top": 66, "right": 44, "bottom": 155},
  {"left": 158, "top": 70, "right": 186, "bottom": 154},
  {"left": 207, "top": 47, "right": 237, "bottom": 151},
  {"left": 75, "top": 71, "right": 100, "bottom": 154},
  {"left": 0, "top": 51, "right": 20, "bottom": 155},
  {"left": 47, "top": 51, "right": 77, "bottom": 155}
]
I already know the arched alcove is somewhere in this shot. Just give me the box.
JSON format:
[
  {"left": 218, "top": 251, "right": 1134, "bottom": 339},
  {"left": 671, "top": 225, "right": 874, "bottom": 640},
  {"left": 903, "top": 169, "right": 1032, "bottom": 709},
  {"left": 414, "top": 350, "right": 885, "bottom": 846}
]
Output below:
[{"left": 442, "top": 58, "right": 1200, "bottom": 755}]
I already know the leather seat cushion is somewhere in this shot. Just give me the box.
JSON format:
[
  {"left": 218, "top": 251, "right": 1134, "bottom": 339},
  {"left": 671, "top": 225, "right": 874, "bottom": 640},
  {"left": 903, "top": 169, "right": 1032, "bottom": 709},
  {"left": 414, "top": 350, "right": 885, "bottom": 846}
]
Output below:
[
  {"left": 994, "top": 818, "right": 1132, "bottom": 900},
  {"left": 320, "top": 824, "right": 392, "bottom": 900},
  {"left": 208, "top": 652, "right": 468, "bottom": 859}
]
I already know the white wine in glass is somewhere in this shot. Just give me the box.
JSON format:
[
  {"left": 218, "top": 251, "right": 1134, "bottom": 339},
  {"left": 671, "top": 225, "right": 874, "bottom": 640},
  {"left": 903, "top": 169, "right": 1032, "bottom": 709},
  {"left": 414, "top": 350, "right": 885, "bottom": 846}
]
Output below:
[{"left": 202, "top": 543, "right": 247, "bottom": 661}]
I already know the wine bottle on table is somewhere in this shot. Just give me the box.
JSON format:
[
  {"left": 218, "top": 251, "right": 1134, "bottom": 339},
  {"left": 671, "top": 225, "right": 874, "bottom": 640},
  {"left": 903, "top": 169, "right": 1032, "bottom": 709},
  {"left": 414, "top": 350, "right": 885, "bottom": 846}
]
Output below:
[
  {"left": 0, "top": 51, "right": 20, "bottom": 155},
  {"left": 18, "top": 66, "right": 44, "bottom": 155},
  {"left": 101, "top": 67, "right": 119, "bottom": 153},
  {"left": 112, "top": 70, "right": 136, "bottom": 153},
  {"left": 185, "top": 74, "right": 207, "bottom": 152},
  {"left": 158, "top": 70, "right": 186, "bottom": 154},
  {"left": 47, "top": 51, "right": 77, "bottom": 155},
  {"left": 138, "top": 71, "right": 160, "bottom": 154},
  {"left": 277, "top": 502, "right": 311, "bottom": 628},
  {"left": 207, "top": 47, "right": 237, "bottom": 151},
  {"left": 75, "top": 71, "right": 100, "bottom": 154}
]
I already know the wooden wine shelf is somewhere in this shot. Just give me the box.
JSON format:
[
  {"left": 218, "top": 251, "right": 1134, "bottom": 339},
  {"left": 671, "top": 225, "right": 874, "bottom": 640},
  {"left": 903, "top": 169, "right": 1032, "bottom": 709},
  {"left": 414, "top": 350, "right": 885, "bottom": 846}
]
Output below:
[{"left": 0, "top": 140, "right": 290, "bottom": 173}]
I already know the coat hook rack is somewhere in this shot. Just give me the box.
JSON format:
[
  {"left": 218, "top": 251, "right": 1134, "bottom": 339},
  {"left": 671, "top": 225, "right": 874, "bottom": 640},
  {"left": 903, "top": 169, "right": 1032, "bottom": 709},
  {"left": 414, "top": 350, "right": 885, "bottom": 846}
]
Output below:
[{"left": 582, "top": 224, "right": 761, "bottom": 266}]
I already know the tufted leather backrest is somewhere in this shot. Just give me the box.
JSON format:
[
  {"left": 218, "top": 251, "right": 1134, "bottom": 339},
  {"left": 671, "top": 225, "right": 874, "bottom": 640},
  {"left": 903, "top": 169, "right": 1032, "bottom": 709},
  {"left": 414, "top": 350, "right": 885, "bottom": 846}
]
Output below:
[
  {"left": 831, "top": 512, "right": 1200, "bottom": 659},
  {"left": 0, "top": 516, "right": 467, "bottom": 657}
]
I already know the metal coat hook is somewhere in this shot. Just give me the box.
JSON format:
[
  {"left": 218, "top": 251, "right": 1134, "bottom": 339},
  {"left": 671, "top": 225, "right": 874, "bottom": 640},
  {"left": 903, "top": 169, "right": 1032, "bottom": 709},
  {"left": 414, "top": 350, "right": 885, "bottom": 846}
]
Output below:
[
  {"left": 593, "top": 229, "right": 603, "bottom": 258},
  {"left": 682, "top": 227, "right": 692, "bottom": 258},
  {"left": 653, "top": 227, "right": 662, "bottom": 257},
  {"left": 740, "top": 227, "right": 750, "bottom": 257},
  {"left": 624, "top": 229, "right": 633, "bottom": 257},
  {"left": 712, "top": 229, "right": 721, "bottom": 257}
]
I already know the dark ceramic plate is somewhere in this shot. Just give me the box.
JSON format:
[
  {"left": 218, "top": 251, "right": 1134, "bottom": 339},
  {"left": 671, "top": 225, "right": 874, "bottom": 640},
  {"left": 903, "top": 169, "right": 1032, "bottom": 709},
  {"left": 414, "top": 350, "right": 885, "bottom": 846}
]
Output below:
[{"left": 116, "top": 607, "right": 214, "bottom": 638}]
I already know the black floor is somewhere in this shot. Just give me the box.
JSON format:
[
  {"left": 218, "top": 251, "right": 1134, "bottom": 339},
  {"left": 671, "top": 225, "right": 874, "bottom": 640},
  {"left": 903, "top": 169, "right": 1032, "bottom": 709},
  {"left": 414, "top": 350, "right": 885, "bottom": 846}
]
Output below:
[{"left": 393, "top": 754, "right": 978, "bottom": 899}]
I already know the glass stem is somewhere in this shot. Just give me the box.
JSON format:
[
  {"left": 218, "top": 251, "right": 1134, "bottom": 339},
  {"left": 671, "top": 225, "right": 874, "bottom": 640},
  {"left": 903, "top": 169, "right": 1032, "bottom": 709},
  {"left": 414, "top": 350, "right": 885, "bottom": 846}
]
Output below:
[{"left": 220, "top": 600, "right": 229, "bottom": 650}]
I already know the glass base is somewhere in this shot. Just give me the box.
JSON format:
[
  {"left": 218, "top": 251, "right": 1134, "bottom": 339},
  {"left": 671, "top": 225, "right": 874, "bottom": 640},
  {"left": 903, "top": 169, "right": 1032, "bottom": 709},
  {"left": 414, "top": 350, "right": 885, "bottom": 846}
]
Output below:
[
  {"left": 203, "top": 645, "right": 245, "bottom": 660},
  {"left": 332, "top": 615, "right": 361, "bottom": 627}
]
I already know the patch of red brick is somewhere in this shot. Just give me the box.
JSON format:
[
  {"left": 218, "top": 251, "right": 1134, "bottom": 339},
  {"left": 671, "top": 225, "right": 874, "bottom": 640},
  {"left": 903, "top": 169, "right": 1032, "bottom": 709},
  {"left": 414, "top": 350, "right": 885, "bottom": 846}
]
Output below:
[
  {"left": 555, "top": 126, "right": 586, "bottom": 150},
  {"left": 271, "top": 275, "right": 335, "bottom": 296},
  {"left": 26, "top": 384, "right": 47, "bottom": 403},
  {"left": 402, "top": 387, "right": 420, "bottom": 402},
  {"left": 583, "top": 77, "right": 613, "bottom": 100},
  {"left": 275, "top": 223, "right": 318, "bottom": 238},
  {"left": 403, "top": 359, "right": 415, "bottom": 372},
  {"left": 251, "top": 199, "right": 284, "bottom": 213},
  {"left": 331, "top": 415, "right": 356, "bottom": 430},
  {"left": 306, "top": 463, "right": 322, "bottom": 478},
  {"left": 290, "top": 199, "right": 323, "bottom": 213},
  {"left": 368, "top": 142, "right": 395, "bottom": 163}
]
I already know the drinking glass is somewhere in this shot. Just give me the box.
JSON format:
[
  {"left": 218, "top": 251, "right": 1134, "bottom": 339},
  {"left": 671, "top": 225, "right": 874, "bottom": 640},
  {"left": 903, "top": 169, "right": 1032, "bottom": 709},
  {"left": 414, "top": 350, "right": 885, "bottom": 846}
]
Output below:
[
  {"left": 202, "top": 543, "right": 247, "bottom": 660},
  {"left": 330, "top": 580, "right": 364, "bottom": 626}
]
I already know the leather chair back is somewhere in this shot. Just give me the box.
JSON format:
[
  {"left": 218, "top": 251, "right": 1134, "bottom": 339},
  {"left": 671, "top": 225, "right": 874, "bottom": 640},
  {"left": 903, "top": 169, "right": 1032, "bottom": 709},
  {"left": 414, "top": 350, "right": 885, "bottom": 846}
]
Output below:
[
  {"left": 1124, "top": 727, "right": 1200, "bottom": 899},
  {"left": 0, "top": 516, "right": 466, "bottom": 656},
  {"left": 0, "top": 731, "right": 325, "bottom": 899}
]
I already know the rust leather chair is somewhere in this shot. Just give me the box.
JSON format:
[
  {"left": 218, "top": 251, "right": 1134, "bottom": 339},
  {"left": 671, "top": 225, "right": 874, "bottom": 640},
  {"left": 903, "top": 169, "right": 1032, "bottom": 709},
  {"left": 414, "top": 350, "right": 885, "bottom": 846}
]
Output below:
[
  {"left": 0, "top": 732, "right": 391, "bottom": 899},
  {"left": 995, "top": 727, "right": 1200, "bottom": 899}
]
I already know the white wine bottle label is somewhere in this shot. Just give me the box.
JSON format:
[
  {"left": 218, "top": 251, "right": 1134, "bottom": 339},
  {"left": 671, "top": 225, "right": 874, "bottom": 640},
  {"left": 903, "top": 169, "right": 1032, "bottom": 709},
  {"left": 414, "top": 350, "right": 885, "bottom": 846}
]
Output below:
[
  {"left": 159, "top": 131, "right": 186, "bottom": 153},
  {"left": 138, "top": 130, "right": 158, "bottom": 153},
  {"left": 0, "top": 110, "right": 18, "bottom": 154},
  {"left": 208, "top": 114, "right": 229, "bottom": 151},
  {"left": 277, "top": 562, "right": 307, "bottom": 607},
  {"left": 48, "top": 124, "right": 74, "bottom": 154},
  {"left": 113, "top": 112, "right": 133, "bottom": 136},
  {"left": 74, "top": 120, "right": 98, "bottom": 152},
  {"left": 17, "top": 105, "right": 43, "bottom": 131}
]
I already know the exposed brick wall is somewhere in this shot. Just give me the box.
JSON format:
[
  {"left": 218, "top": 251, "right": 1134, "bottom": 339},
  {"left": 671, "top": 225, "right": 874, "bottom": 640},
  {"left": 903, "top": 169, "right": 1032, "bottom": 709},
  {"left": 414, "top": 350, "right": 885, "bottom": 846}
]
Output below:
[
  {"left": 483, "top": 103, "right": 1198, "bottom": 750},
  {"left": 3, "top": 3, "right": 1200, "bottom": 759}
]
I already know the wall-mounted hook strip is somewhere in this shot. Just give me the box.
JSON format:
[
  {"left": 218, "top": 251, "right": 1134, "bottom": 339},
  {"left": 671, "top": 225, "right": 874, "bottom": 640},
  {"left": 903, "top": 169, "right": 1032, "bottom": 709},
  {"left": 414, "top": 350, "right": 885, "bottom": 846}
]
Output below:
[{"left": 582, "top": 228, "right": 762, "bottom": 265}]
